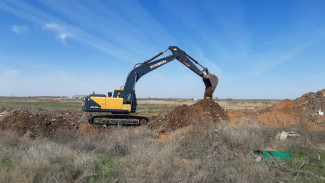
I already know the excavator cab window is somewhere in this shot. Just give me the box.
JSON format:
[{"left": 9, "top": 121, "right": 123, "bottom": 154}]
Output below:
[{"left": 113, "top": 90, "right": 123, "bottom": 98}]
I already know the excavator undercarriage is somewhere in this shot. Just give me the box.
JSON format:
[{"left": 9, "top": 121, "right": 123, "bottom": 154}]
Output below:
[{"left": 88, "top": 114, "right": 148, "bottom": 125}]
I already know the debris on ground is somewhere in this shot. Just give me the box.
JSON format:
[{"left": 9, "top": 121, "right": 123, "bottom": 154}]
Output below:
[
  {"left": 276, "top": 131, "right": 300, "bottom": 140},
  {"left": 0, "top": 111, "right": 8, "bottom": 117},
  {"left": 319, "top": 110, "right": 324, "bottom": 116},
  {"left": 253, "top": 150, "right": 291, "bottom": 162}
]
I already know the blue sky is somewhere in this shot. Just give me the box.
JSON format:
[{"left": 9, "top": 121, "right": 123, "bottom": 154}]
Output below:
[{"left": 0, "top": 0, "right": 324, "bottom": 99}]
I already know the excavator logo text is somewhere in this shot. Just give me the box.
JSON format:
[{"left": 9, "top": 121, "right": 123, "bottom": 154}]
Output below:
[{"left": 150, "top": 60, "right": 167, "bottom": 69}]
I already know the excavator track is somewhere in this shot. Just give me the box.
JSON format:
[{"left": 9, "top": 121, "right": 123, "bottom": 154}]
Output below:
[{"left": 89, "top": 114, "right": 149, "bottom": 126}]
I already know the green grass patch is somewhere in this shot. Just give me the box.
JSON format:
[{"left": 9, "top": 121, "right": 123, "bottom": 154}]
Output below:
[
  {"left": 181, "top": 153, "right": 196, "bottom": 159},
  {"left": 91, "top": 155, "right": 118, "bottom": 181},
  {"left": 287, "top": 149, "right": 325, "bottom": 179},
  {"left": 0, "top": 157, "right": 14, "bottom": 172},
  {"left": 288, "top": 149, "right": 325, "bottom": 159},
  {"left": 288, "top": 149, "right": 311, "bottom": 158}
]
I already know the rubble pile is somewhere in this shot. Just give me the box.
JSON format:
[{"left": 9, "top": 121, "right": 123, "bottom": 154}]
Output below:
[{"left": 294, "top": 91, "right": 325, "bottom": 123}]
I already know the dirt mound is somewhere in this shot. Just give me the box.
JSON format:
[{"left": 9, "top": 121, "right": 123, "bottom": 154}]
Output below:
[
  {"left": 151, "top": 99, "right": 228, "bottom": 132},
  {"left": 270, "top": 99, "right": 296, "bottom": 113},
  {"left": 0, "top": 108, "right": 89, "bottom": 137},
  {"left": 255, "top": 90, "right": 325, "bottom": 130},
  {"left": 226, "top": 90, "right": 325, "bottom": 130}
]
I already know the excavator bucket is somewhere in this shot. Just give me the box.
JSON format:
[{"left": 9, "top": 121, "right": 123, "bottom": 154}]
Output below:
[{"left": 203, "top": 74, "right": 218, "bottom": 99}]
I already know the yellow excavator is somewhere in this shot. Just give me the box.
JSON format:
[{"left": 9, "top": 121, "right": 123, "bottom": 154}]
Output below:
[{"left": 82, "top": 46, "right": 218, "bottom": 125}]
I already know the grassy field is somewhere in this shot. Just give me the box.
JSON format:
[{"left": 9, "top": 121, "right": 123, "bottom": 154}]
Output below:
[
  {"left": 0, "top": 97, "right": 279, "bottom": 113},
  {"left": 0, "top": 97, "right": 82, "bottom": 110}
]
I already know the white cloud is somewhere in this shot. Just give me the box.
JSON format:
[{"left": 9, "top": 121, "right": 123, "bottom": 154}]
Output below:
[
  {"left": 43, "top": 22, "right": 64, "bottom": 31},
  {"left": 11, "top": 25, "right": 28, "bottom": 33},
  {"left": 57, "top": 32, "right": 72, "bottom": 42},
  {"left": 4, "top": 70, "right": 19, "bottom": 76},
  {"left": 43, "top": 22, "right": 72, "bottom": 42}
]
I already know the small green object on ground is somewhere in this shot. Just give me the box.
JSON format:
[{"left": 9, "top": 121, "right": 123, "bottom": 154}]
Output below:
[{"left": 253, "top": 150, "right": 291, "bottom": 161}]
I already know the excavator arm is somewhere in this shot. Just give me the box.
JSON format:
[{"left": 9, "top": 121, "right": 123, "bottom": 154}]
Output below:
[{"left": 122, "top": 46, "right": 218, "bottom": 102}]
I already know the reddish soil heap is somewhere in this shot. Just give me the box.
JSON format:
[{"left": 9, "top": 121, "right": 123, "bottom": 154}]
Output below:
[
  {"left": 255, "top": 90, "right": 325, "bottom": 130},
  {"left": 226, "top": 90, "right": 325, "bottom": 130},
  {"left": 151, "top": 99, "right": 228, "bottom": 131}
]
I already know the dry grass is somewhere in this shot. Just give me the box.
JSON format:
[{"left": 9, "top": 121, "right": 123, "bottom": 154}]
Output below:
[
  {"left": 117, "top": 123, "right": 274, "bottom": 183},
  {"left": 0, "top": 131, "right": 94, "bottom": 183},
  {"left": 0, "top": 122, "right": 324, "bottom": 183}
]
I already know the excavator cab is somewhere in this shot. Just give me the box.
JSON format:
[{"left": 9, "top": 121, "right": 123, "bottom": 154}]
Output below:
[
  {"left": 112, "top": 88, "right": 137, "bottom": 112},
  {"left": 113, "top": 88, "right": 123, "bottom": 98}
]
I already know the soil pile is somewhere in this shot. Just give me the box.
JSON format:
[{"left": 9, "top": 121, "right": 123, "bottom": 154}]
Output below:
[
  {"left": 256, "top": 99, "right": 297, "bottom": 128},
  {"left": 151, "top": 99, "right": 228, "bottom": 131},
  {"left": 255, "top": 90, "right": 325, "bottom": 130},
  {"left": 0, "top": 108, "right": 88, "bottom": 136}
]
